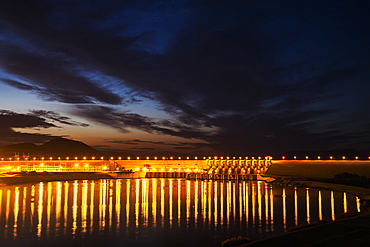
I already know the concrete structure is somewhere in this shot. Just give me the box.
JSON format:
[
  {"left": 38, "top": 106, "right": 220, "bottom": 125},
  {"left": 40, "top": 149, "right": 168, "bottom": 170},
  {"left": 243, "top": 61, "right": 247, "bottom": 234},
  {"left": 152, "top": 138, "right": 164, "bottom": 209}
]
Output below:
[
  {"left": 0, "top": 156, "right": 273, "bottom": 180},
  {"left": 2, "top": 157, "right": 368, "bottom": 180}
]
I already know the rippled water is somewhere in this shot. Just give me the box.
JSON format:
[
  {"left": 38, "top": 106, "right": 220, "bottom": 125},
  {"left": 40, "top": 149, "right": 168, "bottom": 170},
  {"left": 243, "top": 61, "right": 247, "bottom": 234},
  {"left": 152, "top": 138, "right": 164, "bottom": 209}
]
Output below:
[{"left": 0, "top": 179, "right": 360, "bottom": 246}]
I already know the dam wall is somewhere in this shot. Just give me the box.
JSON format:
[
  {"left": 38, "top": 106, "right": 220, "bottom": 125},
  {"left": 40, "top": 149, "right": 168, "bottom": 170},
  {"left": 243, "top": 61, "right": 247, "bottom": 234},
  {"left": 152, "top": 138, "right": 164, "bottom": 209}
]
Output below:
[
  {"left": 4, "top": 158, "right": 368, "bottom": 181},
  {"left": 0, "top": 157, "right": 272, "bottom": 179},
  {"left": 266, "top": 160, "right": 370, "bottom": 179}
]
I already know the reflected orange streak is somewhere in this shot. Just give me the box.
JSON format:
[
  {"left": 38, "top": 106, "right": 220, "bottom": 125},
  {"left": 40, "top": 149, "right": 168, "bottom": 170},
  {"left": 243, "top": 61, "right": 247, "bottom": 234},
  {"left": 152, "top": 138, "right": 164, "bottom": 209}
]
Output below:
[
  {"left": 56, "top": 182, "right": 62, "bottom": 235},
  {"left": 282, "top": 188, "right": 286, "bottom": 229},
  {"left": 294, "top": 187, "right": 298, "bottom": 226},
  {"left": 37, "top": 183, "right": 43, "bottom": 238},
  {"left": 82, "top": 181, "right": 88, "bottom": 234},
  {"left": 72, "top": 181, "right": 78, "bottom": 234},
  {"left": 318, "top": 190, "right": 322, "bottom": 221},
  {"left": 331, "top": 191, "right": 335, "bottom": 221},
  {"left": 306, "top": 188, "right": 310, "bottom": 224},
  {"left": 116, "top": 180, "right": 121, "bottom": 233},
  {"left": 13, "top": 187, "right": 19, "bottom": 238}
]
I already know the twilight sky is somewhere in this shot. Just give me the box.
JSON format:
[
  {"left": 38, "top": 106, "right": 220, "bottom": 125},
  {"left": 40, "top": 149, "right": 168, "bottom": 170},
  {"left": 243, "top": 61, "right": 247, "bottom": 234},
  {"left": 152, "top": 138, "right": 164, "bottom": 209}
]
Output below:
[{"left": 1, "top": 0, "right": 370, "bottom": 156}]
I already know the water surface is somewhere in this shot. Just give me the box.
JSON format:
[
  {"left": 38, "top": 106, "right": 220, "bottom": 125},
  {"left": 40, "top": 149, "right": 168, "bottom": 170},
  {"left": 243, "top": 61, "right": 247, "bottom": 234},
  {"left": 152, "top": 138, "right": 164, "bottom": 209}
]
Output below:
[{"left": 0, "top": 179, "right": 360, "bottom": 246}]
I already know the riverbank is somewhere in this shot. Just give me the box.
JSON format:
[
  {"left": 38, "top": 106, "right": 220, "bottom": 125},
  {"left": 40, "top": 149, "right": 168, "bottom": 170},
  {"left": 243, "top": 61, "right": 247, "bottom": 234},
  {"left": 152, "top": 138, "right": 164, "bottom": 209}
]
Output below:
[
  {"left": 239, "top": 174, "right": 370, "bottom": 246},
  {"left": 269, "top": 175, "right": 370, "bottom": 200},
  {"left": 243, "top": 212, "right": 370, "bottom": 246}
]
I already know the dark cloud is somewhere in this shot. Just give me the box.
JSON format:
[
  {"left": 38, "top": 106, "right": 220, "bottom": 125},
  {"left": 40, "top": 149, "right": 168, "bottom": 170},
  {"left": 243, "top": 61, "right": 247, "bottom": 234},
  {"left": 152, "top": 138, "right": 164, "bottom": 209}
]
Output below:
[
  {"left": 1, "top": 79, "right": 38, "bottom": 91},
  {"left": 74, "top": 105, "right": 212, "bottom": 140},
  {"left": 1, "top": 0, "right": 370, "bottom": 154},
  {"left": 29, "top": 110, "right": 89, "bottom": 127},
  {"left": 0, "top": 110, "right": 88, "bottom": 146},
  {"left": 108, "top": 139, "right": 209, "bottom": 149},
  {"left": 0, "top": 110, "right": 57, "bottom": 145}
]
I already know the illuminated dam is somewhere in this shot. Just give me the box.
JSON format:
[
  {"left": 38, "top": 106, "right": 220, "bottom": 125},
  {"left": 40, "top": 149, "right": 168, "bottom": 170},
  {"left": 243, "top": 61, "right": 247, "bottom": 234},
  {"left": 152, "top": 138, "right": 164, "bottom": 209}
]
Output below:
[
  {"left": 1, "top": 156, "right": 370, "bottom": 180},
  {"left": 0, "top": 156, "right": 272, "bottom": 180}
]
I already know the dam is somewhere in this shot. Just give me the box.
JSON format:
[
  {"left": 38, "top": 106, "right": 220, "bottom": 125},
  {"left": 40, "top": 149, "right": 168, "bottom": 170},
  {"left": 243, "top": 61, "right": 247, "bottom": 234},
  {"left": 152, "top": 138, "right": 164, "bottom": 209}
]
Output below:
[
  {"left": 1, "top": 156, "right": 370, "bottom": 180},
  {"left": 0, "top": 156, "right": 271, "bottom": 179}
]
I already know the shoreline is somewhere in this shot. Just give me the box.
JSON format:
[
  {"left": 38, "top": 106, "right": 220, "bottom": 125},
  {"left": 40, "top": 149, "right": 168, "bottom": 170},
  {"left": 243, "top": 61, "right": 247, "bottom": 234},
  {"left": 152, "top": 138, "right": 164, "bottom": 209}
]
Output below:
[
  {"left": 239, "top": 175, "right": 370, "bottom": 246},
  {"left": 242, "top": 212, "right": 370, "bottom": 246},
  {"left": 267, "top": 175, "right": 370, "bottom": 200}
]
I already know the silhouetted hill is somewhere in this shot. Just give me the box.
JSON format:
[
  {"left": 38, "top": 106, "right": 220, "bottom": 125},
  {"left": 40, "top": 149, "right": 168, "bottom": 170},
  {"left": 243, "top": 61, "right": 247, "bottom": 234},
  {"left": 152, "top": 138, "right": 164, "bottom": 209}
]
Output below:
[
  {"left": 40, "top": 138, "right": 102, "bottom": 157},
  {"left": 0, "top": 138, "right": 102, "bottom": 158},
  {"left": 283, "top": 149, "right": 370, "bottom": 160}
]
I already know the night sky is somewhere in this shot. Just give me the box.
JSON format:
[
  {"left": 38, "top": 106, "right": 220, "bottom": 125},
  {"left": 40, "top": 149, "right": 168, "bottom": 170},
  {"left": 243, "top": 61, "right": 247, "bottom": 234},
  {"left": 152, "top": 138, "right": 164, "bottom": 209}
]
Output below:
[{"left": 1, "top": 0, "right": 370, "bottom": 156}]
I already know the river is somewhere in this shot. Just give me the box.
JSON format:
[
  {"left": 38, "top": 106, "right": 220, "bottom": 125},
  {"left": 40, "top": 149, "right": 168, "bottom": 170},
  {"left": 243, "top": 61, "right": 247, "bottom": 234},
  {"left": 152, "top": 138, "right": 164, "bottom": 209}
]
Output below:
[{"left": 0, "top": 178, "right": 360, "bottom": 246}]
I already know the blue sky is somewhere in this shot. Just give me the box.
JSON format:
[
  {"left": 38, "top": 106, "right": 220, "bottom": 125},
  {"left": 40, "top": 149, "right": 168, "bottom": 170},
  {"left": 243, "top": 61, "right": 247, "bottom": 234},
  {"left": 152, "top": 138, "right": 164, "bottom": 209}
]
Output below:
[{"left": 0, "top": 0, "right": 369, "bottom": 156}]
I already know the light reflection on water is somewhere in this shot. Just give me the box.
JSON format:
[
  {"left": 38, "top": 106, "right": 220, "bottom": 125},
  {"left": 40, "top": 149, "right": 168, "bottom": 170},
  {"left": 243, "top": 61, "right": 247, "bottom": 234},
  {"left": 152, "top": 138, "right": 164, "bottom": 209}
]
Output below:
[{"left": 0, "top": 179, "right": 361, "bottom": 247}]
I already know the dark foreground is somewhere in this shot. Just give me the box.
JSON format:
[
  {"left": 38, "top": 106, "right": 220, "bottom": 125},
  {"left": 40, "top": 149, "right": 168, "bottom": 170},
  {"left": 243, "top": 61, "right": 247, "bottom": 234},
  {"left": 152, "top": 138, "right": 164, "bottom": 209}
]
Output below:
[
  {"left": 241, "top": 175, "right": 370, "bottom": 247},
  {"left": 243, "top": 213, "right": 370, "bottom": 246}
]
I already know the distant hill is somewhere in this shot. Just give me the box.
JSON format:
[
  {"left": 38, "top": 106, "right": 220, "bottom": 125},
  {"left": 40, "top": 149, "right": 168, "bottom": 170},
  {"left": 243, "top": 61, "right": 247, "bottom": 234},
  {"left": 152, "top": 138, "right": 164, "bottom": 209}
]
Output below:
[
  {"left": 282, "top": 149, "right": 370, "bottom": 160},
  {"left": 40, "top": 138, "right": 103, "bottom": 157},
  {"left": 0, "top": 138, "right": 102, "bottom": 158}
]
